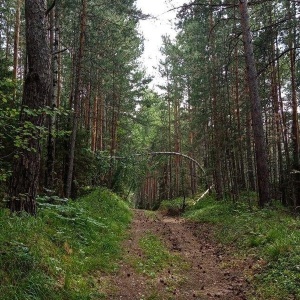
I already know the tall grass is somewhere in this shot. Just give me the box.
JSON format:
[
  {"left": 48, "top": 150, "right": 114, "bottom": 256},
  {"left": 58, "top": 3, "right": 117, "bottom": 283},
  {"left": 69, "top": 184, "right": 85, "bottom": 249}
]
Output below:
[{"left": 0, "top": 188, "right": 132, "bottom": 300}]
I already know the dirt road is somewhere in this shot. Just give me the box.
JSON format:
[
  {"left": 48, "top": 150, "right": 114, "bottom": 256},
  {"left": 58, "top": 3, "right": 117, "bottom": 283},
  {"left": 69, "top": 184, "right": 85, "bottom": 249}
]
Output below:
[{"left": 101, "top": 210, "right": 251, "bottom": 300}]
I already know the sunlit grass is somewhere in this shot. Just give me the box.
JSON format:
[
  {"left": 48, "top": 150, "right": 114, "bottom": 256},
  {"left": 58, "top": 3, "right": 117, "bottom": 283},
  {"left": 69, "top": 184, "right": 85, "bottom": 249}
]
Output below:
[
  {"left": 144, "top": 210, "right": 159, "bottom": 220},
  {"left": 137, "top": 234, "right": 181, "bottom": 277},
  {"left": 126, "top": 231, "right": 189, "bottom": 298}
]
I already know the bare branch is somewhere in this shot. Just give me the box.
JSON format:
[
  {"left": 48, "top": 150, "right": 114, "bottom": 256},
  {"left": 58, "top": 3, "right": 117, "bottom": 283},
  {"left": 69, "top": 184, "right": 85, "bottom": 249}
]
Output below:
[
  {"left": 45, "top": 0, "right": 56, "bottom": 16},
  {"left": 52, "top": 48, "right": 68, "bottom": 55},
  {"left": 258, "top": 46, "right": 300, "bottom": 76}
]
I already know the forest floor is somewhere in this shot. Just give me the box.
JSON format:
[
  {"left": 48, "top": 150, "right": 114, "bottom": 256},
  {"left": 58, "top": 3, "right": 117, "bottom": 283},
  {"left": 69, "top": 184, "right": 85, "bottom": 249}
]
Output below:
[{"left": 99, "top": 209, "right": 252, "bottom": 300}]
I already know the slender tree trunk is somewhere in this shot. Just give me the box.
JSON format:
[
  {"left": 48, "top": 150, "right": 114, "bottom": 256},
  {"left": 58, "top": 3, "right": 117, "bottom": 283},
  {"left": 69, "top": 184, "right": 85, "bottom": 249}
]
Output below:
[
  {"left": 65, "top": 0, "right": 87, "bottom": 198},
  {"left": 234, "top": 45, "right": 246, "bottom": 190},
  {"left": 9, "top": 0, "right": 51, "bottom": 214},
  {"left": 99, "top": 91, "right": 105, "bottom": 151},
  {"left": 209, "top": 2, "right": 223, "bottom": 199},
  {"left": 275, "top": 36, "right": 290, "bottom": 205},
  {"left": 174, "top": 96, "right": 181, "bottom": 196},
  {"left": 5, "top": 18, "right": 11, "bottom": 60},
  {"left": 245, "top": 114, "right": 256, "bottom": 192},
  {"left": 287, "top": 1, "right": 300, "bottom": 206},
  {"left": 167, "top": 79, "right": 173, "bottom": 199},
  {"left": 45, "top": 3, "right": 59, "bottom": 190},
  {"left": 13, "top": 0, "right": 21, "bottom": 85},
  {"left": 239, "top": 0, "right": 270, "bottom": 207},
  {"left": 270, "top": 41, "right": 284, "bottom": 202},
  {"left": 92, "top": 93, "right": 98, "bottom": 152},
  {"left": 56, "top": 6, "right": 61, "bottom": 108}
]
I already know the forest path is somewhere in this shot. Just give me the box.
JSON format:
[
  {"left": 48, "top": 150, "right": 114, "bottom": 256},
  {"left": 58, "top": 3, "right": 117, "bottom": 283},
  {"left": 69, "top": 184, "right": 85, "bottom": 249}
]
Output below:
[{"left": 100, "top": 210, "right": 251, "bottom": 299}]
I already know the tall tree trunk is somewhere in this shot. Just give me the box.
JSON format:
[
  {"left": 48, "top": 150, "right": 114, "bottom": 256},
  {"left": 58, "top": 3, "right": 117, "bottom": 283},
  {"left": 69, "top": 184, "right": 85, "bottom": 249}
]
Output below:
[
  {"left": 270, "top": 40, "right": 284, "bottom": 202},
  {"left": 275, "top": 35, "right": 290, "bottom": 205},
  {"left": 167, "top": 74, "right": 173, "bottom": 198},
  {"left": 239, "top": 0, "right": 270, "bottom": 207},
  {"left": 91, "top": 93, "right": 98, "bottom": 152},
  {"left": 209, "top": 4, "right": 223, "bottom": 200},
  {"left": 5, "top": 16, "right": 11, "bottom": 60},
  {"left": 174, "top": 96, "right": 181, "bottom": 196},
  {"left": 56, "top": 6, "right": 62, "bottom": 108},
  {"left": 45, "top": 3, "right": 58, "bottom": 190},
  {"left": 65, "top": 0, "right": 87, "bottom": 198},
  {"left": 245, "top": 113, "right": 256, "bottom": 191},
  {"left": 9, "top": 0, "right": 51, "bottom": 214},
  {"left": 287, "top": 1, "right": 300, "bottom": 206},
  {"left": 234, "top": 43, "right": 246, "bottom": 190},
  {"left": 13, "top": 0, "right": 21, "bottom": 86}
]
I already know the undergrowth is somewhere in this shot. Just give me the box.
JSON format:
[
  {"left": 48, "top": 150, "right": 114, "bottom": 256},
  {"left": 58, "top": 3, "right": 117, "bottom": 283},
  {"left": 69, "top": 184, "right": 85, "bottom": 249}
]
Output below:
[
  {"left": 0, "top": 188, "right": 132, "bottom": 300},
  {"left": 159, "top": 197, "right": 194, "bottom": 216},
  {"left": 183, "top": 193, "right": 300, "bottom": 300}
]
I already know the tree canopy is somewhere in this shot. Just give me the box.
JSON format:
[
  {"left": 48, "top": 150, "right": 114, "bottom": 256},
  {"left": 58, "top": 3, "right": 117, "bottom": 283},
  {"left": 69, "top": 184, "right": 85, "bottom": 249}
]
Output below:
[{"left": 0, "top": 0, "right": 299, "bottom": 212}]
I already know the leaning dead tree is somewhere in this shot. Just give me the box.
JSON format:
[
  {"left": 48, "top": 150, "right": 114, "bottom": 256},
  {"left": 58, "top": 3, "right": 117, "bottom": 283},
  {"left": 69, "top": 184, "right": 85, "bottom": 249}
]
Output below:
[
  {"left": 112, "top": 151, "right": 208, "bottom": 195},
  {"left": 111, "top": 151, "right": 206, "bottom": 177},
  {"left": 149, "top": 152, "right": 206, "bottom": 175}
]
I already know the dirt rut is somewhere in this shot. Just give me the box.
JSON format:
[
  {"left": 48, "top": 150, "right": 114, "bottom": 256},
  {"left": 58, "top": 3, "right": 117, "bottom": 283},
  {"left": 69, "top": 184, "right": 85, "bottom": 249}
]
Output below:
[{"left": 103, "top": 210, "right": 250, "bottom": 300}]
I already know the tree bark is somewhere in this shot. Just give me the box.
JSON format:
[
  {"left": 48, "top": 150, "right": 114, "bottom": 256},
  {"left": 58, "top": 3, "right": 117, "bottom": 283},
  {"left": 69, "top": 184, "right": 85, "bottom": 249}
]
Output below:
[
  {"left": 209, "top": 2, "right": 223, "bottom": 200},
  {"left": 45, "top": 2, "right": 58, "bottom": 190},
  {"left": 64, "top": 0, "right": 87, "bottom": 198},
  {"left": 9, "top": 0, "right": 51, "bottom": 214},
  {"left": 287, "top": 0, "right": 300, "bottom": 206},
  {"left": 239, "top": 0, "right": 270, "bottom": 207},
  {"left": 13, "top": 0, "right": 21, "bottom": 83}
]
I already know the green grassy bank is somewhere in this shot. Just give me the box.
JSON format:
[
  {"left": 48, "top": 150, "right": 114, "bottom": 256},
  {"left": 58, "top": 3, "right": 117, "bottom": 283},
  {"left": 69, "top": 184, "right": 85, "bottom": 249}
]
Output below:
[
  {"left": 182, "top": 194, "right": 300, "bottom": 300},
  {"left": 0, "top": 188, "right": 132, "bottom": 300},
  {"left": 160, "top": 194, "right": 300, "bottom": 299}
]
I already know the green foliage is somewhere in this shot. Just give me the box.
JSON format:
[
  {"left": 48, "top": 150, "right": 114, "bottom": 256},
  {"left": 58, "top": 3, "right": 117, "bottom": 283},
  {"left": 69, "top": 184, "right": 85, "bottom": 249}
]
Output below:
[
  {"left": 184, "top": 195, "right": 300, "bottom": 299},
  {"left": 128, "top": 90, "right": 167, "bottom": 152},
  {"left": 16, "top": 106, "right": 70, "bottom": 153},
  {"left": 0, "top": 58, "right": 18, "bottom": 192},
  {"left": 49, "top": 129, "right": 97, "bottom": 196},
  {"left": 158, "top": 197, "right": 191, "bottom": 215},
  {"left": 0, "top": 188, "right": 132, "bottom": 300},
  {"left": 254, "top": 254, "right": 300, "bottom": 300}
]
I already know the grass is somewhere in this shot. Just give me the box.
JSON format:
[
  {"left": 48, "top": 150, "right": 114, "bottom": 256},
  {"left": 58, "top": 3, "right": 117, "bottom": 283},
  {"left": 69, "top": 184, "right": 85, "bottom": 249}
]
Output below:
[
  {"left": 128, "top": 231, "right": 189, "bottom": 299},
  {"left": 159, "top": 198, "right": 185, "bottom": 211},
  {"left": 144, "top": 210, "right": 159, "bottom": 220},
  {"left": 158, "top": 197, "right": 194, "bottom": 215},
  {"left": 134, "top": 233, "right": 183, "bottom": 277},
  {"left": 0, "top": 188, "right": 132, "bottom": 300},
  {"left": 181, "top": 193, "right": 300, "bottom": 300}
]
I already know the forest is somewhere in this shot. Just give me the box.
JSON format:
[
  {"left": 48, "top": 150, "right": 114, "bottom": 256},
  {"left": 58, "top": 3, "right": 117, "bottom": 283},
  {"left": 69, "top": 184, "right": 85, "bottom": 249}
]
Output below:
[
  {"left": 0, "top": 0, "right": 300, "bottom": 299},
  {"left": 0, "top": 0, "right": 300, "bottom": 211}
]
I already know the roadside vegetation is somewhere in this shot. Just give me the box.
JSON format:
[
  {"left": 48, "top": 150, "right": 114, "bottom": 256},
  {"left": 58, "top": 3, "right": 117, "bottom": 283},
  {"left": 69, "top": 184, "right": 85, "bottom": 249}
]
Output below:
[
  {"left": 159, "top": 193, "right": 300, "bottom": 300},
  {"left": 0, "top": 188, "right": 132, "bottom": 300},
  {"left": 1, "top": 186, "right": 299, "bottom": 299}
]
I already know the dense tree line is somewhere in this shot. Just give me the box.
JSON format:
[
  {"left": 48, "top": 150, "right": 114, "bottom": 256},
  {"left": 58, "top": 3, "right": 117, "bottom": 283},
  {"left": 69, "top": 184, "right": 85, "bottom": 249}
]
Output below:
[
  {"left": 0, "top": 0, "right": 299, "bottom": 213},
  {"left": 0, "top": 0, "right": 150, "bottom": 213},
  {"left": 159, "top": 0, "right": 299, "bottom": 206}
]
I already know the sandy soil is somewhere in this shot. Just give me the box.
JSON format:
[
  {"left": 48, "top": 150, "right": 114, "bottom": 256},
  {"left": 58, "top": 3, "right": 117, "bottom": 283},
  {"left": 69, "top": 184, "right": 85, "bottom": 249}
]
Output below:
[{"left": 100, "top": 210, "right": 251, "bottom": 300}]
